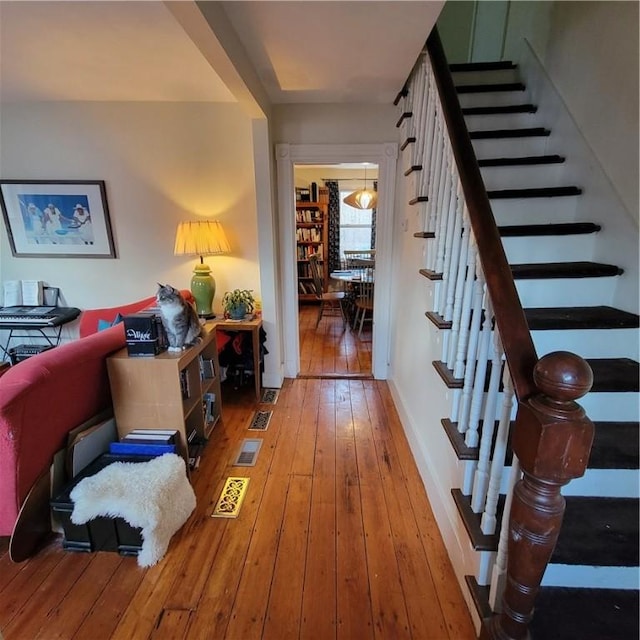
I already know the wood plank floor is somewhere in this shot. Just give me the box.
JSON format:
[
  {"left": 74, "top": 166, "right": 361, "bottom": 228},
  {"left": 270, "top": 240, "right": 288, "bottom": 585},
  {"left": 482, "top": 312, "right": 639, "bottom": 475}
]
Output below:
[
  {"left": 0, "top": 380, "right": 474, "bottom": 640},
  {"left": 298, "top": 303, "right": 372, "bottom": 376}
]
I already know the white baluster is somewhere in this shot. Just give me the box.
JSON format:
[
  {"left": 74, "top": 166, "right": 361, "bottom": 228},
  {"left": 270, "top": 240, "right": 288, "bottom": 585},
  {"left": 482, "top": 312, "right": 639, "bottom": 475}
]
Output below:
[
  {"left": 489, "top": 452, "right": 521, "bottom": 612},
  {"left": 447, "top": 207, "right": 470, "bottom": 369},
  {"left": 434, "top": 141, "right": 452, "bottom": 279},
  {"left": 481, "top": 366, "right": 516, "bottom": 535},
  {"left": 456, "top": 259, "right": 485, "bottom": 435},
  {"left": 442, "top": 178, "right": 464, "bottom": 322},
  {"left": 425, "top": 116, "right": 444, "bottom": 272},
  {"left": 471, "top": 305, "right": 504, "bottom": 513},
  {"left": 410, "top": 64, "right": 426, "bottom": 168},
  {"left": 465, "top": 274, "right": 492, "bottom": 454},
  {"left": 453, "top": 233, "right": 477, "bottom": 380}
]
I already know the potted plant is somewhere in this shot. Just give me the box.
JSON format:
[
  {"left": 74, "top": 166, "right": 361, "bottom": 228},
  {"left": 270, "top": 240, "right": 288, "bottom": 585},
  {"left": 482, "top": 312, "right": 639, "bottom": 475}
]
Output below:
[{"left": 222, "top": 289, "right": 255, "bottom": 320}]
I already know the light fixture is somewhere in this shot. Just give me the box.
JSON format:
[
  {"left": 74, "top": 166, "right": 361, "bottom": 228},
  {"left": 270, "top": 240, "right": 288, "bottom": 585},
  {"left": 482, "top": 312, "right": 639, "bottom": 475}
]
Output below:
[
  {"left": 343, "top": 165, "right": 378, "bottom": 209},
  {"left": 174, "top": 220, "right": 230, "bottom": 317}
]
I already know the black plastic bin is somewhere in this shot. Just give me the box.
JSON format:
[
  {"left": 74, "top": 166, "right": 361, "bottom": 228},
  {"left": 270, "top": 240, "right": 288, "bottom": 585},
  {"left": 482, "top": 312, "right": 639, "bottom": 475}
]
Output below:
[{"left": 51, "top": 453, "right": 154, "bottom": 556}]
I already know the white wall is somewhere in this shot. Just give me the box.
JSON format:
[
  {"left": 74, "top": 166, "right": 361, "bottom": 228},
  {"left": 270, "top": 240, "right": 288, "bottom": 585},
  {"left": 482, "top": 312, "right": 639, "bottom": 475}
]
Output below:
[
  {"left": 272, "top": 103, "right": 397, "bottom": 145},
  {"left": 542, "top": 1, "right": 638, "bottom": 224},
  {"left": 0, "top": 101, "right": 261, "bottom": 313}
]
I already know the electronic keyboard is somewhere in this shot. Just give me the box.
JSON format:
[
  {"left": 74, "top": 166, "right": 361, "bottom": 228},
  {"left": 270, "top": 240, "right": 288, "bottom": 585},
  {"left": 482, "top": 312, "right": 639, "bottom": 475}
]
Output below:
[{"left": 0, "top": 306, "right": 80, "bottom": 326}]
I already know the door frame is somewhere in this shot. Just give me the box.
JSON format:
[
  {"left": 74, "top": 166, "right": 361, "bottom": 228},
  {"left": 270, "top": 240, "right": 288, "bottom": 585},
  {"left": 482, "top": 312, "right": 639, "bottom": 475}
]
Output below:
[{"left": 276, "top": 142, "right": 398, "bottom": 379}]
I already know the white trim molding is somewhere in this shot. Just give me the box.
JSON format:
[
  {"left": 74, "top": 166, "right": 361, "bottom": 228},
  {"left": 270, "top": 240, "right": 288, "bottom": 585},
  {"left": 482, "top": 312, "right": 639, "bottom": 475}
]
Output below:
[{"left": 276, "top": 142, "right": 398, "bottom": 379}]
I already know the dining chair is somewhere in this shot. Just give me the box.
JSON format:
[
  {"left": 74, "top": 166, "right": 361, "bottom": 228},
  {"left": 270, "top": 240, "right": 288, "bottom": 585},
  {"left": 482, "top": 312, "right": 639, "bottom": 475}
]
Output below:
[
  {"left": 308, "top": 254, "right": 346, "bottom": 329},
  {"left": 353, "top": 277, "right": 374, "bottom": 337}
]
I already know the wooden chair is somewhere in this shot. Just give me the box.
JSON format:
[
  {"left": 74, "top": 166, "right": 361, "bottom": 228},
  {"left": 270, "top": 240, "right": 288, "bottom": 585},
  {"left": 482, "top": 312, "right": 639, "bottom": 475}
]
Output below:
[
  {"left": 353, "top": 278, "right": 374, "bottom": 338},
  {"left": 308, "top": 254, "right": 346, "bottom": 329}
]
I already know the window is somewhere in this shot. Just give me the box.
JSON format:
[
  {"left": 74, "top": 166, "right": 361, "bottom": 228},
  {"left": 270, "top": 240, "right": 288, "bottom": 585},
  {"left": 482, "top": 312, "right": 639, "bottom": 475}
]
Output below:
[{"left": 339, "top": 191, "right": 373, "bottom": 254}]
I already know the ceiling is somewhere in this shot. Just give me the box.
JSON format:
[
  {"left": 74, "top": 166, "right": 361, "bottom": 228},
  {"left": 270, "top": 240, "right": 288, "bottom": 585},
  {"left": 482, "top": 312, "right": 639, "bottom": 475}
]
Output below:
[{"left": 0, "top": 1, "right": 443, "bottom": 105}]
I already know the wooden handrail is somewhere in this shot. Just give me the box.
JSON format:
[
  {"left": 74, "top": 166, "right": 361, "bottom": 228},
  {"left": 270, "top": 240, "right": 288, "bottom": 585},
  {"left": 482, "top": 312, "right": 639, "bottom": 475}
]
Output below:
[{"left": 426, "top": 30, "right": 538, "bottom": 403}]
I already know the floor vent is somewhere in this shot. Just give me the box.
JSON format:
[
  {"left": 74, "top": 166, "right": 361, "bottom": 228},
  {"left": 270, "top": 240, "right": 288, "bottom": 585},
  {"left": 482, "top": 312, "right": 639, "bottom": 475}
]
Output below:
[
  {"left": 249, "top": 410, "right": 272, "bottom": 431},
  {"left": 234, "top": 438, "right": 262, "bottom": 467},
  {"left": 211, "top": 477, "right": 250, "bottom": 519},
  {"left": 261, "top": 388, "right": 279, "bottom": 405}
]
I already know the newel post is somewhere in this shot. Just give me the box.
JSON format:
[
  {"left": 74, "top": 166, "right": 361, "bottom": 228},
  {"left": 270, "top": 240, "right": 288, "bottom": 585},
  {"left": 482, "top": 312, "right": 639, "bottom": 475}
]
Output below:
[{"left": 480, "top": 351, "right": 595, "bottom": 640}]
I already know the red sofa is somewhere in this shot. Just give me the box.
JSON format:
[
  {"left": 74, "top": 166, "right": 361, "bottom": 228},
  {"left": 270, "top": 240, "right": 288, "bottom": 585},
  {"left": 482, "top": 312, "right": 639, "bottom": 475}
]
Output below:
[{"left": 0, "top": 293, "right": 190, "bottom": 539}]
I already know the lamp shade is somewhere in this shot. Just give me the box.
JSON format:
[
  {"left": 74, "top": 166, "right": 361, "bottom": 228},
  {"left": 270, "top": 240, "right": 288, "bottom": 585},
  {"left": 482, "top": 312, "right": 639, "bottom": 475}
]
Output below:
[
  {"left": 342, "top": 188, "right": 378, "bottom": 209},
  {"left": 174, "top": 220, "right": 230, "bottom": 257},
  {"left": 174, "top": 220, "right": 230, "bottom": 317}
]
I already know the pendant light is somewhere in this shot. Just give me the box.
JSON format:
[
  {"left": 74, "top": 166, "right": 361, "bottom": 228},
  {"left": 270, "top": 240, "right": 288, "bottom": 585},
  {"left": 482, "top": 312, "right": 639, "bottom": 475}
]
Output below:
[{"left": 343, "top": 166, "right": 377, "bottom": 209}]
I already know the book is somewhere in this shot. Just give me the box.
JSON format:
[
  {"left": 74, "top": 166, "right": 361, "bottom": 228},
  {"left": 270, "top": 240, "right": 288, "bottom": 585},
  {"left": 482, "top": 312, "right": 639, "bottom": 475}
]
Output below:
[
  {"left": 3, "top": 279, "right": 44, "bottom": 306},
  {"left": 109, "top": 441, "right": 176, "bottom": 456},
  {"left": 121, "top": 433, "right": 175, "bottom": 445}
]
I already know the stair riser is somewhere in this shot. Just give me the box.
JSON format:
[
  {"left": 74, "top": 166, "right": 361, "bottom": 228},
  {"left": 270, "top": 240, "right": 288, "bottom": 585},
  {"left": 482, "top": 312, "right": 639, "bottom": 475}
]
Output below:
[
  {"left": 580, "top": 392, "right": 639, "bottom": 422},
  {"left": 480, "top": 164, "right": 569, "bottom": 190},
  {"left": 458, "top": 90, "right": 531, "bottom": 109},
  {"left": 465, "top": 112, "right": 538, "bottom": 131},
  {"left": 565, "top": 469, "right": 639, "bottom": 499},
  {"left": 532, "top": 328, "right": 639, "bottom": 360},
  {"left": 451, "top": 68, "right": 521, "bottom": 85},
  {"left": 516, "top": 278, "right": 617, "bottom": 308},
  {"left": 503, "top": 235, "right": 597, "bottom": 263},
  {"left": 472, "top": 136, "right": 549, "bottom": 158},
  {"left": 490, "top": 200, "right": 580, "bottom": 226},
  {"left": 490, "top": 198, "right": 580, "bottom": 225},
  {"left": 541, "top": 564, "right": 639, "bottom": 591}
]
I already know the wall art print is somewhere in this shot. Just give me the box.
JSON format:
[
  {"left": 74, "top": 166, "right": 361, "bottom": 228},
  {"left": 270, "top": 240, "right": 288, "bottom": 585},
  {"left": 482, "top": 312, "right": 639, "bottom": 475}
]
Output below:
[{"left": 0, "top": 179, "right": 116, "bottom": 258}]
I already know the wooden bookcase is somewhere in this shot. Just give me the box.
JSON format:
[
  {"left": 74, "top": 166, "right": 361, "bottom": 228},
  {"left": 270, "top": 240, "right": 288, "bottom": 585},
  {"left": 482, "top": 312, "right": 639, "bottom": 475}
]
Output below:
[
  {"left": 296, "top": 198, "right": 328, "bottom": 301},
  {"left": 106, "top": 324, "right": 221, "bottom": 473}
]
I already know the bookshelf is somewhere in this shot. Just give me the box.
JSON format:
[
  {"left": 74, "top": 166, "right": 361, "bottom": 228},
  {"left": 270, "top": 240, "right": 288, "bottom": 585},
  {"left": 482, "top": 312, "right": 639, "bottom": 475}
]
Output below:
[
  {"left": 106, "top": 324, "right": 221, "bottom": 475},
  {"left": 296, "top": 188, "right": 328, "bottom": 301}
]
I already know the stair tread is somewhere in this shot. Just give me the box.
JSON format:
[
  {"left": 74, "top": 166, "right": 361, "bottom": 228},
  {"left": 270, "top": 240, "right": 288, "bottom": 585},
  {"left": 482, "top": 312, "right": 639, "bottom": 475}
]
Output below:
[
  {"left": 488, "top": 186, "right": 581, "bottom": 198},
  {"left": 511, "top": 261, "right": 624, "bottom": 279},
  {"left": 470, "top": 127, "right": 550, "bottom": 139},
  {"left": 462, "top": 104, "right": 537, "bottom": 115},
  {"left": 554, "top": 497, "right": 639, "bottom": 567},
  {"left": 456, "top": 82, "right": 525, "bottom": 93},
  {"left": 586, "top": 358, "right": 640, "bottom": 392},
  {"left": 500, "top": 222, "right": 600, "bottom": 237},
  {"left": 524, "top": 305, "right": 639, "bottom": 330},
  {"left": 590, "top": 422, "right": 640, "bottom": 469},
  {"left": 479, "top": 154, "right": 565, "bottom": 167},
  {"left": 450, "top": 61, "right": 517, "bottom": 72},
  {"left": 531, "top": 587, "right": 639, "bottom": 640},
  {"left": 443, "top": 418, "right": 639, "bottom": 470}
]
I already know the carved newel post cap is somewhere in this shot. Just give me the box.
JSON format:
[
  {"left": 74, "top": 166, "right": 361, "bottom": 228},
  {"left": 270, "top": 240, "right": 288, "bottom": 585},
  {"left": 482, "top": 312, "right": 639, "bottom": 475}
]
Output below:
[{"left": 534, "top": 351, "right": 593, "bottom": 402}]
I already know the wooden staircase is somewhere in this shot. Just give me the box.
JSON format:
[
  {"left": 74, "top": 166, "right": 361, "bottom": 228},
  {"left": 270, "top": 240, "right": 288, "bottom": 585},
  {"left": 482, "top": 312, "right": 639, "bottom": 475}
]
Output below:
[{"left": 446, "top": 59, "right": 640, "bottom": 639}]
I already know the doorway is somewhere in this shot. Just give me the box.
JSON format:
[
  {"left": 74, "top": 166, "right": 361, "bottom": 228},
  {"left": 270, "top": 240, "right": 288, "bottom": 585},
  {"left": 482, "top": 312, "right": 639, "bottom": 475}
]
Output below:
[
  {"left": 294, "top": 163, "right": 377, "bottom": 377},
  {"left": 276, "top": 143, "right": 398, "bottom": 380}
]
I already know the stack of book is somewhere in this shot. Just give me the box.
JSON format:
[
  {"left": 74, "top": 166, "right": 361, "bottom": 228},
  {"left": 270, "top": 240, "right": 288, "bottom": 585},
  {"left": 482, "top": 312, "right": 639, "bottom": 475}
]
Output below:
[{"left": 109, "top": 429, "right": 178, "bottom": 457}]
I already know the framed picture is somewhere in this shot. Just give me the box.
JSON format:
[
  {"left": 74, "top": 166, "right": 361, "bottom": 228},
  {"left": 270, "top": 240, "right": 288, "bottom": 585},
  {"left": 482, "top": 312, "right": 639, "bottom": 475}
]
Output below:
[{"left": 0, "top": 180, "right": 116, "bottom": 258}]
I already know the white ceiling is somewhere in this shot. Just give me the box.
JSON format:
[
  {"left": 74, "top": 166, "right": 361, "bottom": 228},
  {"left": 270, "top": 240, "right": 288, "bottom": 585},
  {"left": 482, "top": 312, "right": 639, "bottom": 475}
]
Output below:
[{"left": 0, "top": 1, "right": 442, "bottom": 105}]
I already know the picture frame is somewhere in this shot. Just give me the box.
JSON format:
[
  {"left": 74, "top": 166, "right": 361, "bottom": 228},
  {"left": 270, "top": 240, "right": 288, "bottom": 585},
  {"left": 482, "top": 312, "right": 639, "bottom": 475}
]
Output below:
[{"left": 0, "top": 180, "right": 116, "bottom": 258}]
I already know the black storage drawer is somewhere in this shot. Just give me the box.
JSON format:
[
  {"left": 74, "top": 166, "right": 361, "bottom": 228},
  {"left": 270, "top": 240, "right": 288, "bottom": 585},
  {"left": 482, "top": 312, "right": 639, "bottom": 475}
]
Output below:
[{"left": 51, "top": 453, "right": 153, "bottom": 556}]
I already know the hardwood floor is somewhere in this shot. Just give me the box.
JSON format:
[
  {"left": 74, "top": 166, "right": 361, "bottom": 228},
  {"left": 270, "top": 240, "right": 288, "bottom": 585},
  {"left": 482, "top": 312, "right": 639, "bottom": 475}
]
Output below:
[
  {"left": 298, "top": 303, "right": 372, "bottom": 376},
  {"left": 0, "top": 378, "right": 475, "bottom": 640}
]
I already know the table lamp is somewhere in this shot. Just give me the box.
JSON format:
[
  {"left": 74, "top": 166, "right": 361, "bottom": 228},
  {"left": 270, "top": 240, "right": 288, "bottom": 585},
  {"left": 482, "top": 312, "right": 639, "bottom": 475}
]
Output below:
[{"left": 174, "top": 220, "right": 230, "bottom": 317}]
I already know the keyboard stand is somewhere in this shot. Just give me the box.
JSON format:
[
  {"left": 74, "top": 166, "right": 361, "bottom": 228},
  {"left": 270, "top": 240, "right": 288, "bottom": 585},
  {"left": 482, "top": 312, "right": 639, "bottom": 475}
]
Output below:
[{"left": 0, "top": 308, "right": 81, "bottom": 362}]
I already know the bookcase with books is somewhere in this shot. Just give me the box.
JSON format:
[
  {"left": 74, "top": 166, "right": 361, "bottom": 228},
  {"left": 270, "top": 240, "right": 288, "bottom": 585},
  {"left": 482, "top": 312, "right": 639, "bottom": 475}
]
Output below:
[
  {"left": 106, "top": 324, "right": 221, "bottom": 475},
  {"left": 296, "top": 186, "right": 328, "bottom": 301}
]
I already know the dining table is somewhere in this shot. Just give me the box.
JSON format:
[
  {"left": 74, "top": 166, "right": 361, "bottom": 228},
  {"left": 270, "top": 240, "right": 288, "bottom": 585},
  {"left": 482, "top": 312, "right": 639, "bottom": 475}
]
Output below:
[{"left": 329, "top": 268, "right": 374, "bottom": 284}]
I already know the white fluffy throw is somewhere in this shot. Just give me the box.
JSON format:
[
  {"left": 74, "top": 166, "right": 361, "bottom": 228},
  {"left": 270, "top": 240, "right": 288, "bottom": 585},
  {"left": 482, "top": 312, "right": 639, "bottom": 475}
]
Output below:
[{"left": 70, "top": 453, "right": 196, "bottom": 567}]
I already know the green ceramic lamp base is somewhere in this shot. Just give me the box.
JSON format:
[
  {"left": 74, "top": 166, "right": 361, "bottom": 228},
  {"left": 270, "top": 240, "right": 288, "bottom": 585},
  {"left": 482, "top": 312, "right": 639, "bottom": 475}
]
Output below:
[{"left": 191, "top": 262, "right": 215, "bottom": 317}]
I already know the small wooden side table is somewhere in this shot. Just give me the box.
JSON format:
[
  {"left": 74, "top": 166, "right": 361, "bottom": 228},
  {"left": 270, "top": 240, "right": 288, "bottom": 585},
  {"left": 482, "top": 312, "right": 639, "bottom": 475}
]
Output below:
[{"left": 208, "top": 317, "right": 263, "bottom": 402}]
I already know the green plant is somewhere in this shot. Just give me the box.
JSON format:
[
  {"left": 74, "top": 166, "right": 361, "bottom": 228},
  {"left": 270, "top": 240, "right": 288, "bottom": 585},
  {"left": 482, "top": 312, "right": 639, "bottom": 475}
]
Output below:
[{"left": 222, "top": 289, "right": 255, "bottom": 316}]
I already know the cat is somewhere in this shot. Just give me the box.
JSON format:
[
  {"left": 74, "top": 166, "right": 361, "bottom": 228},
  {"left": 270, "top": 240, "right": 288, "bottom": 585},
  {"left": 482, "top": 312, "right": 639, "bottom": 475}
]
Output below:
[{"left": 156, "top": 284, "right": 204, "bottom": 352}]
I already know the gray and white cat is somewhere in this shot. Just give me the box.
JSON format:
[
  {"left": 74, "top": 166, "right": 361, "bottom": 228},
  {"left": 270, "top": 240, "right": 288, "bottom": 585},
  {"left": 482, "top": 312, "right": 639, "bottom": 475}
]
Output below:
[{"left": 156, "top": 284, "right": 203, "bottom": 352}]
